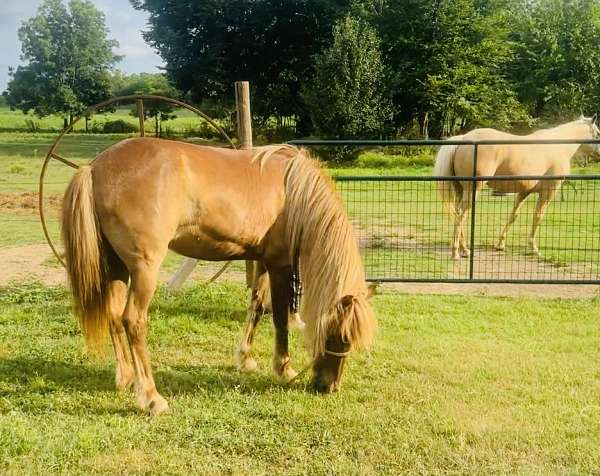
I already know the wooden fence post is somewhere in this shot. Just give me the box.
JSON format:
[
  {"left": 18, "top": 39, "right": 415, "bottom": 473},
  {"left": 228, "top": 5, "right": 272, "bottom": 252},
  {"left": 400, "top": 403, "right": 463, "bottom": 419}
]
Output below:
[{"left": 168, "top": 81, "right": 253, "bottom": 291}]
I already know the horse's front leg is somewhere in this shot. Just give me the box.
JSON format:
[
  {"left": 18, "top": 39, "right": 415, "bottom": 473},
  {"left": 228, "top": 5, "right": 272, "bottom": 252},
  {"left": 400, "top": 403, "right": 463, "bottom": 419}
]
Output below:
[
  {"left": 496, "top": 191, "right": 530, "bottom": 251},
  {"left": 235, "top": 262, "right": 270, "bottom": 372},
  {"left": 267, "top": 265, "right": 297, "bottom": 382}
]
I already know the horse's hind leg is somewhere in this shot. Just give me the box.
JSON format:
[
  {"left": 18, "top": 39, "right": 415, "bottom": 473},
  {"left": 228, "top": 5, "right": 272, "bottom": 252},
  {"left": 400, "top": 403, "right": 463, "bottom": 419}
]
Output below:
[
  {"left": 529, "top": 188, "right": 556, "bottom": 256},
  {"left": 454, "top": 184, "right": 477, "bottom": 258},
  {"left": 495, "top": 191, "right": 530, "bottom": 251},
  {"left": 235, "top": 262, "right": 270, "bottom": 372},
  {"left": 267, "top": 265, "right": 297, "bottom": 382},
  {"left": 106, "top": 258, "right": 134, "bottom": 391},
  {"left": 122, "top": 258, "right": 168, "bottom": 415}
]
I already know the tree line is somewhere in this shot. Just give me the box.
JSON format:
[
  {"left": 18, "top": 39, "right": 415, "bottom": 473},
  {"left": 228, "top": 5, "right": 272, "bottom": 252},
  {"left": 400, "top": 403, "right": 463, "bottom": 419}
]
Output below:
[{"left": 5, "top": 0, "right": 600, "bottom": 139}]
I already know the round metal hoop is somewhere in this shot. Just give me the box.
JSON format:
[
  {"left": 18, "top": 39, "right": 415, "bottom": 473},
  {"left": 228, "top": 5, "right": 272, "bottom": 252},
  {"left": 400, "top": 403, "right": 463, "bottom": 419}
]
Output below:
[{"left": 39, "top": 94, "right": 236, "bottom": 267}]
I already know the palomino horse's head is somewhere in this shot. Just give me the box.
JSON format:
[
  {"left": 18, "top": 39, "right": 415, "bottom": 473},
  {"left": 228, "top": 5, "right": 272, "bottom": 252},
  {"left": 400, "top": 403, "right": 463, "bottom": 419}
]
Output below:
[
  {"left": 579, "top": 114, "right": 600, "bottom": 155},
  {"left": 311, "top": 284, "right": 377, "bottom": 393}
]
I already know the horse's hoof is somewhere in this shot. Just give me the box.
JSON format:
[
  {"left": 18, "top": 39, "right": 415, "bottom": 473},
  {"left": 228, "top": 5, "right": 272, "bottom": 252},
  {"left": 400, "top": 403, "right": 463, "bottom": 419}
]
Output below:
[
  {"left": 452, "top": 252, "right": 461, "bottom": 260},
  {"left": 460, "top": 249, "right": 471, "bottom": 258},
  {"left": 237, "top": 356, "right": 258, "bottom": 373},
  {"left": 494, "top": 243, "right": 505, "bottom": 251},
  {"left": 288, "top": 312, "right": 306, "bottom": 331},
  {"left": 275, "top": 366, "right": 298, "bottom": 383},
  {"left": 148, "top": 395, "right": 170, "bottom": 417}
]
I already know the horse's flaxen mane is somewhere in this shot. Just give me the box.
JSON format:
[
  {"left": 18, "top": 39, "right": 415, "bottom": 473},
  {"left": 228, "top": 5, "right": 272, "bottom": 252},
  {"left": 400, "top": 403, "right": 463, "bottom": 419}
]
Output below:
[
  {"left": 277, "top": 147, "right": 375, "bottom": 357},
  {"left": 250, "top": 144, "right": 299, "bottom": 170}
]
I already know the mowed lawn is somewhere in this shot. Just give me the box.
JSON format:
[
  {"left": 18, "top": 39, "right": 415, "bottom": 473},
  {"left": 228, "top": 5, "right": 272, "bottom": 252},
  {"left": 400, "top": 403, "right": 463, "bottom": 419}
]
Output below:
[{"left": 0, "top": 281, "right": 599, "bottom": 474}]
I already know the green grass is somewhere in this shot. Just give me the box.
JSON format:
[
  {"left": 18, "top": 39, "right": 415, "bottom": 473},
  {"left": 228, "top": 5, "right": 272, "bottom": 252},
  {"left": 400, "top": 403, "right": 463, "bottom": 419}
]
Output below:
[
  {"left": 0, "top": 106, "right": 226, "bottom": 136},
  {"left": 0, "top": 281, "right": 599, "bottom": 474}
]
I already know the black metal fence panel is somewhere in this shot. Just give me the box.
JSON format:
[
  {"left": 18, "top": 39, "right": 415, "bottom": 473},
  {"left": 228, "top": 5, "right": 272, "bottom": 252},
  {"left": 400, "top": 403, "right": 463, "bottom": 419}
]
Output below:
[
  {"left": 335, "top": 175, "right": 600, "bottom": 284},
  {"left": 290, "top": 137, "right": 600, "bottom": 284}
]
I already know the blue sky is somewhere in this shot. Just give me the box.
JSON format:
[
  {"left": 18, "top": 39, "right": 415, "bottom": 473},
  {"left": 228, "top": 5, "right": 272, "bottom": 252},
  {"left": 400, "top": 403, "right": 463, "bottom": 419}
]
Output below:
[{"left": 0, "top": 0, "right": 165, "bottom": 92}]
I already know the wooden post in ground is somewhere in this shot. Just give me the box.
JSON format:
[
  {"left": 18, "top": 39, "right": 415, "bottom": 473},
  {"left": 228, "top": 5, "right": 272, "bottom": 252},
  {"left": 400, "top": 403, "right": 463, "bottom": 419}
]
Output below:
[{"left": 168, "top": 81, "right": 253, "bottom": 291}]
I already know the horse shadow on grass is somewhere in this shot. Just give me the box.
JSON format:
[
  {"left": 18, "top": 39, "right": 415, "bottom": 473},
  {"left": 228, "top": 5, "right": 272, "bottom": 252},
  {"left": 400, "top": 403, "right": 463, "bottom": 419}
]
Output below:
[{"left": 0, "top": 355, "right": 301, "bottom": 415}]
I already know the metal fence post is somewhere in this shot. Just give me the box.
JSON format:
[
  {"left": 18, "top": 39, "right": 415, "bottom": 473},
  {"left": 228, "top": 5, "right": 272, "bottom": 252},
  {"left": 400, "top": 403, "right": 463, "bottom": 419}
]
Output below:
[{"left": 469, "top": 144, "right": 478, "bottom": 280}]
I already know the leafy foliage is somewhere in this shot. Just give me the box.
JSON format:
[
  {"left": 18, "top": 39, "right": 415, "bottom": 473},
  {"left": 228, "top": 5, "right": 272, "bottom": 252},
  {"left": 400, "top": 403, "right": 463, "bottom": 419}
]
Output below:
[
  {"left": 303, "top": 15, "right": 392, "bottom": 139},
  {"left": 130, "top": 0, "right": 351, "bottom": 131},
  {"left": 113, "top": 72, "right": 181, "bottom": 137},
  {"left": 509, "top": 0, "right": 600, "bottom": 121},
  {"left": 5, "top": 0, "right": 121, "bottom": 123}
]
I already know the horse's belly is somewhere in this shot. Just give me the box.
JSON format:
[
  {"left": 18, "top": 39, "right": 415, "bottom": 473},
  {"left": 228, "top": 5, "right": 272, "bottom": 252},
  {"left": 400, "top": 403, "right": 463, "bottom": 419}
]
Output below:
[
  {"left": 489, "top": 179, "right": 539, "bottom": 193},
  {"left": 168, "top": 232, "right": 257, "bottom": 261}
]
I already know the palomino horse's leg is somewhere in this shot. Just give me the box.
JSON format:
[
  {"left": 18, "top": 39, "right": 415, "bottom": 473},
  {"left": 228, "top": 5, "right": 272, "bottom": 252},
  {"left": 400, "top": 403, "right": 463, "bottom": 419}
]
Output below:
[
  {"left": 267, "top": 265, "right": 297, "bottom": 382},
  {"left": 529, "top": 188, "right": 556, "bottom": 256},
  {"left": 453, "top": 184, "right": 477, "bottom": 259},
  {"left": 122, "top": 260, "right": 168, "bottom": 415},
  {"left": 235, "top": 261, "right": 270, "bottom": 372},
  {"left": 495, "top": 191, "right": 531, "bottom": 251}
]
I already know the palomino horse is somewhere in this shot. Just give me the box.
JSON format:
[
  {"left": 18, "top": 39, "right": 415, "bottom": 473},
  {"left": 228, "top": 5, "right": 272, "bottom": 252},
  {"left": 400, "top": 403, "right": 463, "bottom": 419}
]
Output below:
[
  {"left": 61, "top": 139, "right": 375, "bottom": 415},
  {"left": 434, "top": 117, "right": 600, "bottom": 259}
]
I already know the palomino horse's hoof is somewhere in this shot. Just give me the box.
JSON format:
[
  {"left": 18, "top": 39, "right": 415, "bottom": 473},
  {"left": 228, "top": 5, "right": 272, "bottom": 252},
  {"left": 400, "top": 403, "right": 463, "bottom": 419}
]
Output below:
[
  {"left": 460, "top": 249, "right": 471, "bottom": 258},
  {"left": 494, "top": 243, "right": 506, "bottom": 251}
]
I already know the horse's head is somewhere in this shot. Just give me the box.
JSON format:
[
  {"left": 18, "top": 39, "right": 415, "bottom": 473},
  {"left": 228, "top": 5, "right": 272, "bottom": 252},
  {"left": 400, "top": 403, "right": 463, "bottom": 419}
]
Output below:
[
  {"left": 579, "top": 114, "right": 600, "bottom": 155},
  {"left": 311, "top": 284, "right": 377, "bottom": 393}
]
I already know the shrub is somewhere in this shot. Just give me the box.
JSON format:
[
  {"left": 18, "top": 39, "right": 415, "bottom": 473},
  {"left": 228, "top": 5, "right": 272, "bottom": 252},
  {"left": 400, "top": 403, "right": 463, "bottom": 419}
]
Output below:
[{"left": 102, "top": 119, "right": 138, "bottom": 134}]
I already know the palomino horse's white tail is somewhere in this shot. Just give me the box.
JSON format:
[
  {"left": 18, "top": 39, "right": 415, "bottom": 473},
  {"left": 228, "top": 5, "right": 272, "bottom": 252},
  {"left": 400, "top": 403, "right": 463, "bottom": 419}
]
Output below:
[
  {"left": 433, "top": 135, "right": 464, "bottom": 213},
  {"left": 61, "top": 166, "right": 112, "bottom": 353}
]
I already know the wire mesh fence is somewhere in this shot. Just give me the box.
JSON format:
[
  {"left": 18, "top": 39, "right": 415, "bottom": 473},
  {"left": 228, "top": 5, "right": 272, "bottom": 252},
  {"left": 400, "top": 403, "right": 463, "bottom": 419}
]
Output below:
[
  {"left": 293, "top": 137, "right": 600, "bottom": 284},
  {"left": 336, "top": 175, "right": 600, "bottom": 283}
]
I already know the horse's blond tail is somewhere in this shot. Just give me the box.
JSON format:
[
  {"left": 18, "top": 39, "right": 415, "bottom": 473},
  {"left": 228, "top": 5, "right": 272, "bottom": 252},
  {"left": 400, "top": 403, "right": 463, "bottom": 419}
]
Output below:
[
  {"left": 433, "top": 136, "right": 463, "bottom": 214},
  {"left": 62, "top": 166, "right": 110, "bottom": 353}
]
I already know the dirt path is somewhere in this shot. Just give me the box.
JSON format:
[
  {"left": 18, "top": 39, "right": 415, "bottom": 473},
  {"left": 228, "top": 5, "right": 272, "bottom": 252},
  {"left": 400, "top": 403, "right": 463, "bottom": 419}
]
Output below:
[{"left": 1, "top": 244, "right": 598, "bottom": 299}]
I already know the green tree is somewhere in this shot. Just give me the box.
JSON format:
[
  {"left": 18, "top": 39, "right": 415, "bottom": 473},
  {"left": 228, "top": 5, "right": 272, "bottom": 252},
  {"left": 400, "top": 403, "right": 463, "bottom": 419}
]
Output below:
[
  {"left": 509, "top": 0, "right": 600, "bottom": 120},
  {"left": 5, "top": 0, "right": 120, "bottom": 128},
  {"left": 130, "top": 0, "right": 351, "bottom": 133},
  {"left": 365, "top": 0, "right": 526, "bottom": 137},
  {"left": 303, "top": 15, "right": 392, "bottom": 141},
  {"left": 114, "top": 72, "right": 181, "bottom": 137}
]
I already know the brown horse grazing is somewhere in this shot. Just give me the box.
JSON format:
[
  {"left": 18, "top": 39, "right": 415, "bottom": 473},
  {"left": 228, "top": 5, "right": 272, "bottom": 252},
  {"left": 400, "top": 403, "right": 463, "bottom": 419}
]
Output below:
[
  {"left": 61, "top": 139, "right": 375, "bottom": 415},
  {"left": 434, "top": 117, "right": 600, "bottom": 259}
]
